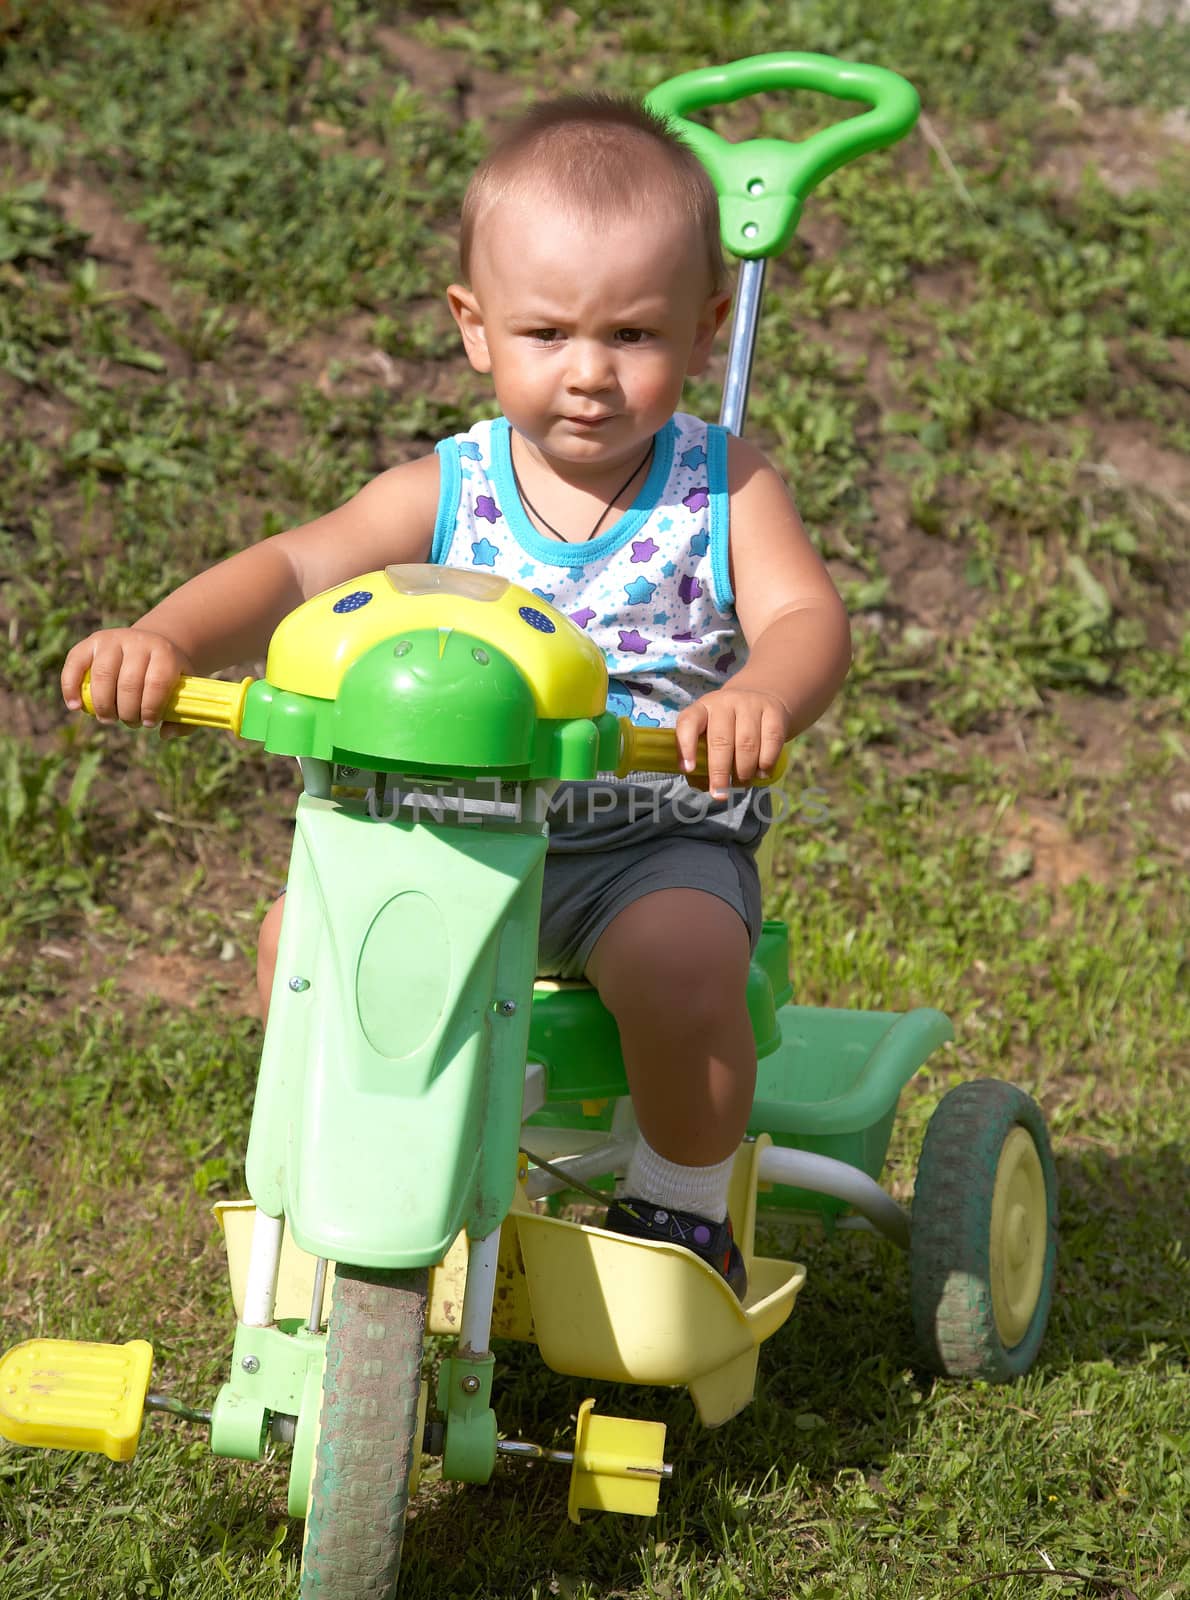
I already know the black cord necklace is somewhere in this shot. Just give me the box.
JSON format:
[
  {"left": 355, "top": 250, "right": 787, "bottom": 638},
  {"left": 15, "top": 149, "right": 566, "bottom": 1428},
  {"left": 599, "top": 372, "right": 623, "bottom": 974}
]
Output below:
[{"left": 510, "top": 439, "right": 654, "bottom": 544}]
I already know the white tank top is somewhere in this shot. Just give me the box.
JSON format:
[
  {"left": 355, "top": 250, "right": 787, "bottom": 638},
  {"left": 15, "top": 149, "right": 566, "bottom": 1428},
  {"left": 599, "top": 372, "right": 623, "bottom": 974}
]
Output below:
[{"left": 431, "top": 411, "right": 746, "bottom": 731}]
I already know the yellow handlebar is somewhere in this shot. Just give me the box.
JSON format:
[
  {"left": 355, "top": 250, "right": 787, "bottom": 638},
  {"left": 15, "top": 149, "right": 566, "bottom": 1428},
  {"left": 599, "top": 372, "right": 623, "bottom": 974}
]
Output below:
[
  {"left": 615, "top": 721, "right": 790, "bottom": 785},
  {"left": 77, "top": 672, "right": 788, "bottom": 784},
  {"left": 80, "top": 671, "right": 253, "bottom": 734}
]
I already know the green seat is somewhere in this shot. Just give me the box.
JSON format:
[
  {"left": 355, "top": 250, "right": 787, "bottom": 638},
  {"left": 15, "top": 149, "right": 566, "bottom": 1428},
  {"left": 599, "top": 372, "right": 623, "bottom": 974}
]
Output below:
[{"left": 526, "top": 919, "right": 953, "bottom": 1216}]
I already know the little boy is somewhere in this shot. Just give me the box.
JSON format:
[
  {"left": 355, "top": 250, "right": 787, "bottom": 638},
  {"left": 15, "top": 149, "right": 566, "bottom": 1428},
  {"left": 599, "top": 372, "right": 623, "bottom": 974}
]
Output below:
[{"left": 62, "top": 95, "right": 850, "bottom": 1297}]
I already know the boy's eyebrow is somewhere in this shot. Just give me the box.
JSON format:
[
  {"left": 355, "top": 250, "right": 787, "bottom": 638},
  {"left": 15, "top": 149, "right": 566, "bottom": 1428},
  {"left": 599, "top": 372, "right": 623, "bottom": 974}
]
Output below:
[{"left": 503, "top": 295, "right": 674, "bottom": 324}]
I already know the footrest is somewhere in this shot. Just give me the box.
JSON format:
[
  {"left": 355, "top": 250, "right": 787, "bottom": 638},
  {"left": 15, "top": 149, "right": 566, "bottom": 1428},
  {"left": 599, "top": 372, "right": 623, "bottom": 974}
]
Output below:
[
  {"left": 0, "top": 1339, "right": 153, "bottom": 1462},
  {"left": 568, "top": 1399, "right": 667, "bottom": 1523}
]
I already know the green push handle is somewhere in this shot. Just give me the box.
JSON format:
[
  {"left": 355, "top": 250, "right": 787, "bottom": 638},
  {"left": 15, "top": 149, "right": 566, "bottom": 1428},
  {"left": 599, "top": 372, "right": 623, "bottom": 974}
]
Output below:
[{"left": 645, "top": 52, "right": 920, "bottom": 260}]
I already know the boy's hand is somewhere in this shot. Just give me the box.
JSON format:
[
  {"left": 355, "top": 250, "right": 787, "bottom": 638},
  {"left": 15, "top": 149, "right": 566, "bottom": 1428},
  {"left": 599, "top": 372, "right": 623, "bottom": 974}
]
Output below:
[
  {"left": 62, "top": 628, "right": 194, "bottom": 731},
  {"left": 676, "top": 685, "right": 791, "bottom": 801}
]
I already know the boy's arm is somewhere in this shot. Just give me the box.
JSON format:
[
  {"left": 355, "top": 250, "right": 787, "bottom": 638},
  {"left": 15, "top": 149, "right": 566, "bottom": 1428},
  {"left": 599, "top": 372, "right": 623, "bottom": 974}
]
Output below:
[
  {"left": 675, "top": 436, "right": 851, "bottom": 798},
  {"left": 63, "top": 454, "right": 440, "bottom": 724}
]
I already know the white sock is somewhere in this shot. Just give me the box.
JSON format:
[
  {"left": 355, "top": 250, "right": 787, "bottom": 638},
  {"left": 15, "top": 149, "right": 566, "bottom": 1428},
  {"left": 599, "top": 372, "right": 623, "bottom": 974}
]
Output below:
[{"left": 624, "top": 1136, "right": 734, "bottom": 1224}]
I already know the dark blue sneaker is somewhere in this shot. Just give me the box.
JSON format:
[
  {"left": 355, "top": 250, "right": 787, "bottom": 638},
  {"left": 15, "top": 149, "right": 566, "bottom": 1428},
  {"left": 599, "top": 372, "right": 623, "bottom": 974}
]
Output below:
[{"left": 604, "top": 1197, "right": 748, "bottom": 1301}]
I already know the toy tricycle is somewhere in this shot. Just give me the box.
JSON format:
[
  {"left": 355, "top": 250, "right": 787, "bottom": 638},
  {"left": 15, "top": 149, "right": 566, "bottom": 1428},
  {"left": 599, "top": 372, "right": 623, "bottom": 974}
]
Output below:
[{"left": 0, "top": 54, "right": 1057, "bottom": 1600}]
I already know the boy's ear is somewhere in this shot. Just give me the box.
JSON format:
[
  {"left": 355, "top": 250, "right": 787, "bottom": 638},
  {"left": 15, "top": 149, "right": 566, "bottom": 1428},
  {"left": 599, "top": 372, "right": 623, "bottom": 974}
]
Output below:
[
  {"left": 688, "top": 289, "right": 733, "bottom": 376},
  {"left": 447, "top": 283, "right": 492, "bottom": 373}
]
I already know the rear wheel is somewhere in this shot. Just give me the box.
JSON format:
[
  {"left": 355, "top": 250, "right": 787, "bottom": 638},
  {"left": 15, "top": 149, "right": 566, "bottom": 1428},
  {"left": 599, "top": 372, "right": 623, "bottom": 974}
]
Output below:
[
  {"left": 910, "top": 1080, "right": 1057, "bottom": 1381},
  {"left": 300, "top": 1264, "right": 428, "bottom": 1599}
]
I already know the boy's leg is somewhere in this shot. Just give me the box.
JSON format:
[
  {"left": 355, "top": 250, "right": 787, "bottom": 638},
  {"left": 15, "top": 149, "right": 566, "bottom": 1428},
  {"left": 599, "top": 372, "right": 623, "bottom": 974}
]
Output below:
[
  {"left": 256, "top": 893, "right": 285, "bottom": 1020},
  {"left": 584, "top": 887, "right": 756, "bottom": 1168},
  {"left": 585, "top": 886, "right": 755, "bottom": 1296}
]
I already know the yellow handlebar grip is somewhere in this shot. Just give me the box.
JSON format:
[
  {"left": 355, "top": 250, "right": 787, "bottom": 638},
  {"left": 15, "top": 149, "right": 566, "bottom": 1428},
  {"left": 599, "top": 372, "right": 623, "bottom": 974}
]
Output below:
[
  {"left": 80, "top": 671, "right": 253, "bottom": 734},
  {"left": 615, "top": 723, "right": 695, "bottom": 777},
  {"left": 165, "top": 674, "right": 253, "bottom": 731},
  {"left": 614, "top": 720, "right": 790, "bottom": 785}
]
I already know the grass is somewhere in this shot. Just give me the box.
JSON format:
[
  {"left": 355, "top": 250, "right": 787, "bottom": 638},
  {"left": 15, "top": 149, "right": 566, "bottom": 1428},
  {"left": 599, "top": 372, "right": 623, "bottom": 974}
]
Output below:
[{"left": 0, "top": 1, "right": 1187, "bottom": 1596}]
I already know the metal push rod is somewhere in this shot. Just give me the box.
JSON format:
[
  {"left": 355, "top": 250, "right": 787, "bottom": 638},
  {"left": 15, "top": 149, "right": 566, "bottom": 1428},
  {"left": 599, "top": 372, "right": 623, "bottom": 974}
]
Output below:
[{"left": 719, "top": 257, "right": 767, "bottom": 437}]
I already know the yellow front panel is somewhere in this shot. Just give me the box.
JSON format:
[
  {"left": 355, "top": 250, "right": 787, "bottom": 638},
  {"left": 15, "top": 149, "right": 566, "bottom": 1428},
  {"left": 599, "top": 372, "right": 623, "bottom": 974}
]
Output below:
[{"left": 265, "top": 566, "right": 607, "bottom": 718}]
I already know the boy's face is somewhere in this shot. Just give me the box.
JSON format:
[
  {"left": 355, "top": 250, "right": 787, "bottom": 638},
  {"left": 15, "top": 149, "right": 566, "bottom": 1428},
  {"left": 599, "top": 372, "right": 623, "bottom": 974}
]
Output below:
[{"left": 448, "top": 195, "right": 730, "bottom": 478}]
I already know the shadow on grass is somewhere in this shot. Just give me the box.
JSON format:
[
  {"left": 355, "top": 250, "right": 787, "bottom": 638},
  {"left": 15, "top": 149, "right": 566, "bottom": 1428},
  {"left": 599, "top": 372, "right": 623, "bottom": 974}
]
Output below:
[
  {"left": 1048, "top": 1143, "right": 1188, "bottom": 1368},
  {"left": 374, "top": 1142, "right": 1189, "bottom": 1596},
  {"left": 9, "top": 1146, "right": 1180, "bottom": 1599},
  {"left": 366, "top": 1222, "right": 928, "bottom": 1598}
]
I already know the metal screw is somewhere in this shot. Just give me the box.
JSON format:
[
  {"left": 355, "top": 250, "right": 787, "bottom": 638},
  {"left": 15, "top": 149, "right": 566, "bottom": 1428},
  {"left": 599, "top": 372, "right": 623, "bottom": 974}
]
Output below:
[
  {"left": 460, "top": 1374, "right": 481, "bottom": 1395},
  {"left": 241, "top": 1355, "right": 260, "bottom": 1374},
  {"left": 495, "top": 999, "right": 516, "bottom": 1016},
  {"left": 289, "top": 977, "right": 310, "bottom": 993}
]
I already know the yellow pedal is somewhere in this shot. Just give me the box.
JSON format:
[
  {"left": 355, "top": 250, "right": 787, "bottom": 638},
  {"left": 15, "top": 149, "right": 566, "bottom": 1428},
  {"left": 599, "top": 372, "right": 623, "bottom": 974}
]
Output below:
[
  {"left": 0, "top": 1339, "right": 153, "bottom": 1463},
  {"left": 567, "top": 1399, "right": 668, "bottom": 1523}
]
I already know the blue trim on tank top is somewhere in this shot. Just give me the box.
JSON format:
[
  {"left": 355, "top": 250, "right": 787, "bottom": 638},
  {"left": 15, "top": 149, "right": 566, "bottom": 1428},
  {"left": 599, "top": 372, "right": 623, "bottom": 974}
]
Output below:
[
  {"left": 431, "top": 438, "right": 461, "bottom": 565},
  {"left": 707, "top": 423, "right": 733, "bottom": 611},
  {"left": 487, "top": 417, "right": 677, "bottom": 567}
]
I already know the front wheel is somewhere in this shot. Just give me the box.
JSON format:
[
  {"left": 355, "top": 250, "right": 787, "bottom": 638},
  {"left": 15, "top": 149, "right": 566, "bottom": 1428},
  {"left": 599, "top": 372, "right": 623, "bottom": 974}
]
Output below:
[
  {"left": 910, "top": 1080, "right": 1057, "bottom": 1381},
  {"left": 300, "top": 1264, "right": 428, "bottom": 1600}
]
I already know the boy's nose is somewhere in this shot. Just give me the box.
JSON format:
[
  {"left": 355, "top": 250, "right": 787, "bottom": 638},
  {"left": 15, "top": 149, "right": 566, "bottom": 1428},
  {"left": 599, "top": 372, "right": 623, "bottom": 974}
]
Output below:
[{"left": 565, "top": 340, "right": 615, "bottom": 392}]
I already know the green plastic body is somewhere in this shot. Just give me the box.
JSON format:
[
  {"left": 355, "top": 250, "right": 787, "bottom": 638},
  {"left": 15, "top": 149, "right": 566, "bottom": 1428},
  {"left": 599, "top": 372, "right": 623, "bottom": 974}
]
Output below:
[
  {"left": 437, "top": 1354, "right": 498, "bottom": 1485},
  {"left": 646, "top": 52, "right": 920, "bottom": 259},
  {"left": 209, "top": 1320, "right": 324, "bottom": 1464},
  {"left": 244, "top": 791, "right": 547, "bottom": 1267}
]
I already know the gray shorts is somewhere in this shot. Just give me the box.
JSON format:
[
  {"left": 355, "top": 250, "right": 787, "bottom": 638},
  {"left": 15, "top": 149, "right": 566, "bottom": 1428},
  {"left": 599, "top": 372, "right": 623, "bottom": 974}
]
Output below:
[
  {"left": 537, "top": 834, "right": 764, "bottom": 979},
  {"left": 297, "top": 773, "right": 767, "bottom": 983}
]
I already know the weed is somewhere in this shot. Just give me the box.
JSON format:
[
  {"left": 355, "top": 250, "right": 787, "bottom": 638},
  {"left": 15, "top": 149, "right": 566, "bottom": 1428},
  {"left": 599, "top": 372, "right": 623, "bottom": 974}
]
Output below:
[{"left": 0, "top": 737, "right": 107, "bottom": 944}]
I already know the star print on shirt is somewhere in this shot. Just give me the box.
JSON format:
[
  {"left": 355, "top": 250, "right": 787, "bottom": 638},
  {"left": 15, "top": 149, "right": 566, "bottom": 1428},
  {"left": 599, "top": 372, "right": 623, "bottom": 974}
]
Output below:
[
  {"left": 531, "top": 587, "right": 556, "bottom": 603},
  {"left": 624, "top": 576, "right": 657, "bottom": 604},
  {"left": 437, "top": 415, "right": 730, "bottom": 737}
]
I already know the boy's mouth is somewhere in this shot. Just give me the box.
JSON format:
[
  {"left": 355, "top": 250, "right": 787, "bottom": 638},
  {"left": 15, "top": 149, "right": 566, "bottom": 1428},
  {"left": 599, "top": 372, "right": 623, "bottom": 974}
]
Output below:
[{"left": 566, "top": 414, "right": 614, "bottom": 429}]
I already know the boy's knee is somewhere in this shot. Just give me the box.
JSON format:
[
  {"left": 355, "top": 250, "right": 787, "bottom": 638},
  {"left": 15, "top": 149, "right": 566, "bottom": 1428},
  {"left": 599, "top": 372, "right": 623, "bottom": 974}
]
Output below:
[{"left": 591, "top": 892, "right": 750, "bottom": 1024}]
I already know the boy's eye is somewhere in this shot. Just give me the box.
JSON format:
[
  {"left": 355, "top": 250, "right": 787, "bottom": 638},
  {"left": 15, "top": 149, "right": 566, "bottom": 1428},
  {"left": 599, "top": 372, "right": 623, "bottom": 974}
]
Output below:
[
  {"left": 616, "top": 329, "right": 650, "bottom": 344},
  {"left": 528, "top": 329, "right": 560, "bottom": 343}
]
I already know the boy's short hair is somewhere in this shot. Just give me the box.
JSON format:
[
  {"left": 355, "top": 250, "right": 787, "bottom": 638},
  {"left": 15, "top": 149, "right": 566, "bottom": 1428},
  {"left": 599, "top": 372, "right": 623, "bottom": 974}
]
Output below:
[{"left": 460, "top": 94, "right": 727, "bottom": 294}]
